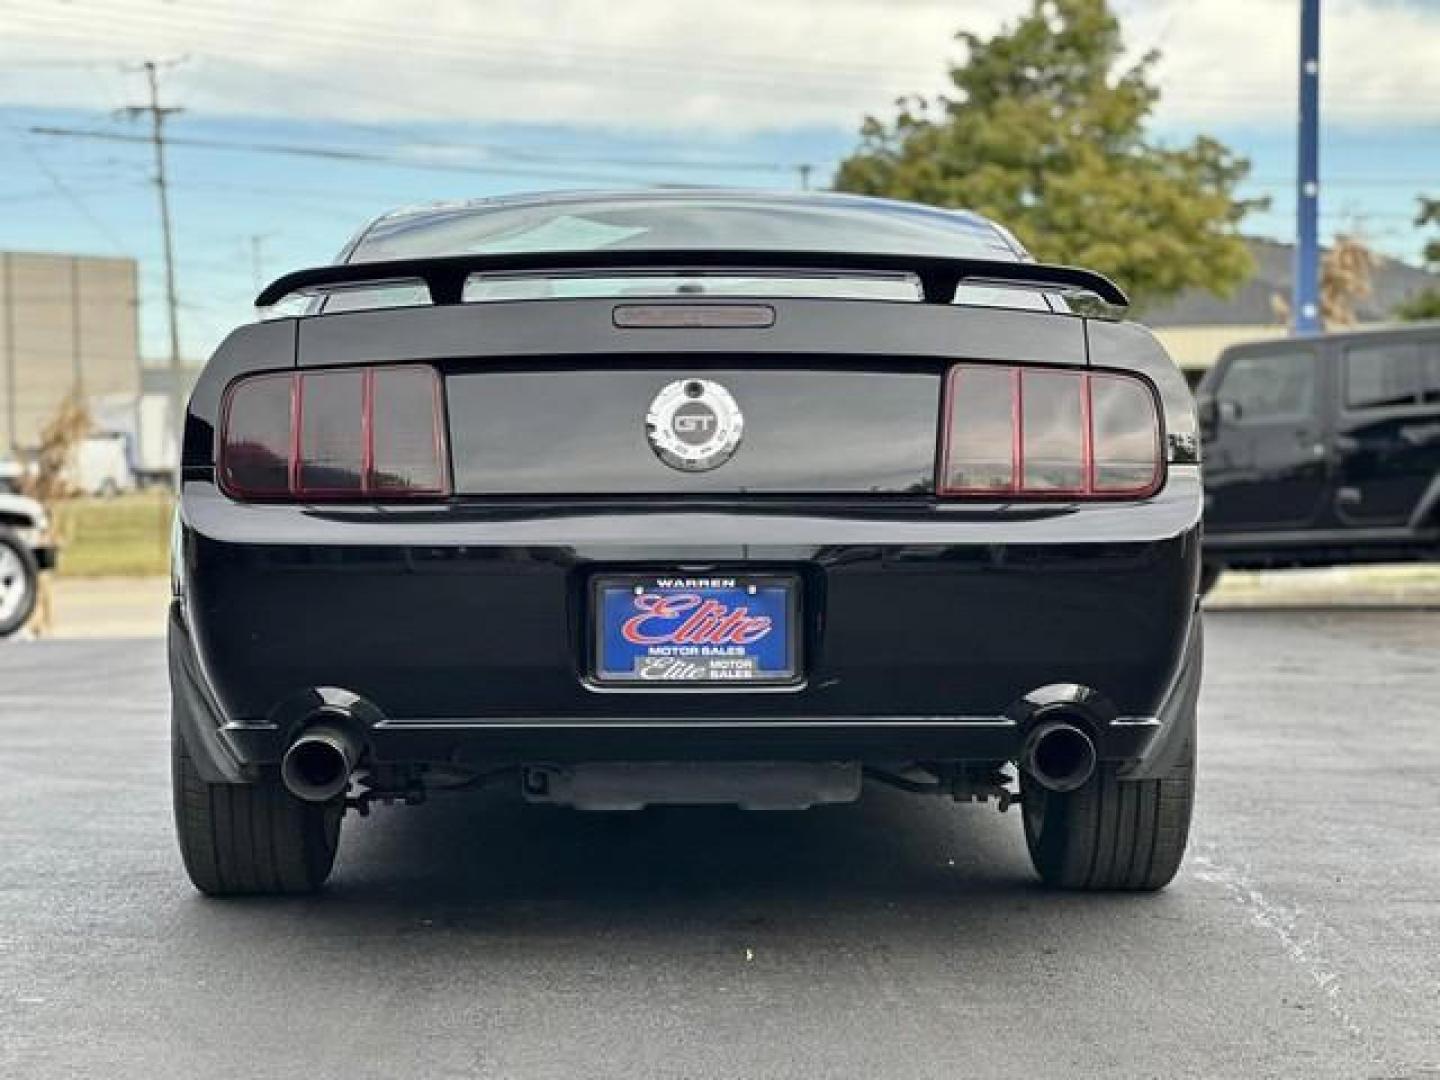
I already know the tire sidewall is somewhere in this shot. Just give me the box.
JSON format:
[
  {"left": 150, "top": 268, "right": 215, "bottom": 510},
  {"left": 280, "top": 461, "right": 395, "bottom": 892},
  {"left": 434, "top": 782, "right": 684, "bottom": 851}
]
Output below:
[
  {"left": 0, "top": 528, "right": 40, "bottom": 639},
  {"left": 1022, "top": 736, "right": 1197, "bottom": 890},
  {"left": 171, "top": 709, "right": 343, "bottom": 895}
]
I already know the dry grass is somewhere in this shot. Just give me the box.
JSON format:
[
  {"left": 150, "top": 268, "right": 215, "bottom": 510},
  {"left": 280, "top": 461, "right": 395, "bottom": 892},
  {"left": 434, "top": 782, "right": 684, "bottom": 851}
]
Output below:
[{"left": 50, "top": 491, "right": 174, "bottom": 578}]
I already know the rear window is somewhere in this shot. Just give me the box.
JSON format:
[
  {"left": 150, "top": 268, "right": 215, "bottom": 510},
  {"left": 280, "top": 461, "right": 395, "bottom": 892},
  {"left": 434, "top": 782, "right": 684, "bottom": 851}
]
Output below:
[
  {"left": 348, "top": 195, "right": 1020, "bottom": 263},
  {"left": 303, "top": 196, "right": 1068, "bottom": 315}
]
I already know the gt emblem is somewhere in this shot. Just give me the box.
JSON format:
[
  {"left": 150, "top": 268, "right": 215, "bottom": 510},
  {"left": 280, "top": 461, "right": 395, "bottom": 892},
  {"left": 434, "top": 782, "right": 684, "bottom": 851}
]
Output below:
[{"left": 645, "top": 379, "right": 744, "bottom": 472}]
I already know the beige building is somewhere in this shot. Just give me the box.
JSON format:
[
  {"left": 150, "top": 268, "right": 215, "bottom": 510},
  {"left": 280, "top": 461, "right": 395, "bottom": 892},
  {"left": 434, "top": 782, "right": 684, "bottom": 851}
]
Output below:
[
  {"left": 1152, "top": 324, "right": 1291, "bottom": 383},
  {"left": 1, "top": 250, "right": 140, "bottom": 454}
]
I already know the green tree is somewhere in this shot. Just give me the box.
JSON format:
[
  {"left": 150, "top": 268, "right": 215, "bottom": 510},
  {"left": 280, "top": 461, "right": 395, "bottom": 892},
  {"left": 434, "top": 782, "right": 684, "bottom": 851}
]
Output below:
[
  {"left": 834, "top": 0, "right": 1259, "bottom": 309},
  {"left": 1394, "top": 196, "right": 1440, "bottom": 321}
]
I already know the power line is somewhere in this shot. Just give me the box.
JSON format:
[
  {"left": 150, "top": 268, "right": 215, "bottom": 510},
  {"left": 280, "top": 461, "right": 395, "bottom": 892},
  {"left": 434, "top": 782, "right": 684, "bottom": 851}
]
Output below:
[
  {"left": 36, "top": 120, "right": 1430, "bottom": 194},
  {"left": 12, "top": 3, "right": 1439, "bottom": 121},
  {"left": 184, "top": 59, "right": 813, "bottom": 175},
  {"left": 20, "top": 57, "right": 819, "bottom": 178},
  {"left": 2, "top": 58, "right": 135, "bottom": 69},
  {"left": 174, "top": 177, "right": 460, "bottom": 205},
  {"left": 10, "top": 1, "right": 1438, "bottom": 126},
  {"left": 0, "top": 182, "right": 142, "bottom": 205},
  {"left": 26, "top": 125, "right": 738, "bottom": 186},
  {"left": 4, "top": 129, "right": 130, "bottom": 254},
  {"left": 8, "top": 0, "right": 928, "bottom": 88},
  {"left": 35, "top": 125, "right": 1430, "bottom": 195}
]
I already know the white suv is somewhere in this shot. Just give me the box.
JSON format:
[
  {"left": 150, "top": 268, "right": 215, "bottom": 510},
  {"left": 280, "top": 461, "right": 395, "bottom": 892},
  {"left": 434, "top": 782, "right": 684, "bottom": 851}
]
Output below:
[{"left": 0, "top": 469, "right": 57, "bottom": 638}]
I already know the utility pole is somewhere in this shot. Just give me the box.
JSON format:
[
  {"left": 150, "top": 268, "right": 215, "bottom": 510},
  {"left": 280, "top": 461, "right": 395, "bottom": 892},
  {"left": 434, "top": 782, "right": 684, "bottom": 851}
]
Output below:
[
  {"left": 249, "top": 234, "right": 272, "bottom": 294},
  {"left": 122, "top": 60, "right": 184, "bottom": 458},
  {"left": 1293, "top": 0, "right": 1321, "bottom": 334}
]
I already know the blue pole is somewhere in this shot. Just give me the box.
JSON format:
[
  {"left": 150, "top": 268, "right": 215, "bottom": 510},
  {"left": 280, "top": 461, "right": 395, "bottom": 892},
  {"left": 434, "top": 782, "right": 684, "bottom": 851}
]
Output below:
[{"left": 1294, "top": 0, "right": 1321, "bottom": 334}]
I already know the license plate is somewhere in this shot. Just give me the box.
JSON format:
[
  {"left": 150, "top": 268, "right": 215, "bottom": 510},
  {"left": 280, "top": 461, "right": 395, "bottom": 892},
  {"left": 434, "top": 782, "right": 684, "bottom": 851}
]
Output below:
[{"left": 591, "top": 573, "right": 800, "bottom": 686}]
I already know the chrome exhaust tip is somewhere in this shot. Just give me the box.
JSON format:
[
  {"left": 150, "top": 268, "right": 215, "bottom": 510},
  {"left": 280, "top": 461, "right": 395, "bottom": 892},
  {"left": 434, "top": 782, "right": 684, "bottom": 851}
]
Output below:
[{"left": 280, "top": 722, "right": 361, "bottom": 802}]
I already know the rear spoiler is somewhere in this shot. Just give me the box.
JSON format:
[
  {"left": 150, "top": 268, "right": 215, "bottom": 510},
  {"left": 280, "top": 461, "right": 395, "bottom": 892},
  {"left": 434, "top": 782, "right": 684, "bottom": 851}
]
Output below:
[{"left": 254, "top": 249, "right": 1128, "bottom": 310}]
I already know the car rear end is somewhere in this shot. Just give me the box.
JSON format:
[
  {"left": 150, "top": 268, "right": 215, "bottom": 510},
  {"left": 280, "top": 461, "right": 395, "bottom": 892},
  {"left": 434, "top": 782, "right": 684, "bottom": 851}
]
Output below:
[{"left": 169, "top": 194, "right": 1203, "bottom": 896}]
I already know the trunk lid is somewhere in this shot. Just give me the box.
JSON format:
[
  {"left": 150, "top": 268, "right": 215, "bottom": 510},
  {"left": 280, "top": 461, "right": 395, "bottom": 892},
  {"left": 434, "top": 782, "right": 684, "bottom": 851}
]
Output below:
[{"left": 446, "top": 364, "right": 942, "bottom": 495}]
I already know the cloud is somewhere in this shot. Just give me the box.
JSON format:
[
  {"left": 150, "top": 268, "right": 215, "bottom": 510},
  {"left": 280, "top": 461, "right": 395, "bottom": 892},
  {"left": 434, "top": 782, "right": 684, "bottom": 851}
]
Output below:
[
  {"left": 2, "top": 0, "right": 1437, "bottom": 133},
  {"left": 1131, "top": 0, "right": 1440, "bottom": 127}
]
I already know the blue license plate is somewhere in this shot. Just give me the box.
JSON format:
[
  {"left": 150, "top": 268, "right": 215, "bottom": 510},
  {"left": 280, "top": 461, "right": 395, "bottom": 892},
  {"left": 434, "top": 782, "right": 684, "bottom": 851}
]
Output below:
[{"left": 592, "top": 573, "right": 800, "bottom": 685}]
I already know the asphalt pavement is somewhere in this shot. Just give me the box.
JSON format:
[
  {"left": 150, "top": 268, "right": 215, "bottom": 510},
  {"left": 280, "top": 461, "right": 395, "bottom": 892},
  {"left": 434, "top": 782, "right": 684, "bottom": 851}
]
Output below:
[{"left": 1, "top": 610, "right": 1437, "bottom": 1079}]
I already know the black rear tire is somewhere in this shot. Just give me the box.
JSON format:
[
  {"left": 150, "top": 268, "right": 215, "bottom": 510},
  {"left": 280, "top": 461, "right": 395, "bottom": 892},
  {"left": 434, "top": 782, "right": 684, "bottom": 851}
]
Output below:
[
  {"left": 1021, "top": 735, "right": 1195, "bottom": 891},
  {"left": 172, "top": 712, "right": 342, "bottom": 896},
  {"left": 0, "top": 528, "right": 40, "bottom": 639}
]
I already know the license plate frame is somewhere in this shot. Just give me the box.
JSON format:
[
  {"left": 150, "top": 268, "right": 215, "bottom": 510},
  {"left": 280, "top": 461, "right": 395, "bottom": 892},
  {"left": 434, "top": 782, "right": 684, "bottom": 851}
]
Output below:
[{"left": 589, "top": 571, "right": 802, "bottom": 688}]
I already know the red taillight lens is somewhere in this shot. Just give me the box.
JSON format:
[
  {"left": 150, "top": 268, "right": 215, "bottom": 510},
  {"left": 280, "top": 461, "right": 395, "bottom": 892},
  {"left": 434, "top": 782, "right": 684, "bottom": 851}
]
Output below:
[
  {"left": 939, "top": 365, "right": 1161, "bottom": 499},
  {"left": 219, "top": 365, "right": 448, "bottom": 500}
]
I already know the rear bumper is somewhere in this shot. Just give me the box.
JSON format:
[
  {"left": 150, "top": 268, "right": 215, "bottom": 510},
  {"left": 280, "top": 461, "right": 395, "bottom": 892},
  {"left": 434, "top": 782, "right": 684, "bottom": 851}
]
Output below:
[
  {"left": 170, "top": 605, "right": 1202, "bottom": 786},
  {"left": 172, "top": 472, "right": 1203, "bottom": 782}
]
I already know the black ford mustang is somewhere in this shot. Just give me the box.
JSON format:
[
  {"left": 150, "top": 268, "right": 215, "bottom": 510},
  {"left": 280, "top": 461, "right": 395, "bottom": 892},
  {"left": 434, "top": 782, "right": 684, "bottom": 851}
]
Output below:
[{"left": 170, "top": 191, "right": 1203, "bottom": 895}]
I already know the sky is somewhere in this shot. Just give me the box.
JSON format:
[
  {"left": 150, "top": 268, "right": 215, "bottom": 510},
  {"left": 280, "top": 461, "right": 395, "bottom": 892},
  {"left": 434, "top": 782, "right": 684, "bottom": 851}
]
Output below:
[{"left": 1, "top": 0, "right": 1437, "bottom": 361}]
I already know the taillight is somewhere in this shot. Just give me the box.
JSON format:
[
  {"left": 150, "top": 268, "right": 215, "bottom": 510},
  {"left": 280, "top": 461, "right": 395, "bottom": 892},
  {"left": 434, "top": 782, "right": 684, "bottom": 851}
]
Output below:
[
  {"left": 219, "top": 365, "right": 448, "bottom": 500},
  {"left": 939, "top": 365, "right": 1162, "bottom": 498}
]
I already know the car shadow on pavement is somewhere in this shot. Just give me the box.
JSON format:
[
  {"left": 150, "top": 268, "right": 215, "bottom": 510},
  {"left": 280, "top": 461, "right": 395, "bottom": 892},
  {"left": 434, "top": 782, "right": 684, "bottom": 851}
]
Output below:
[{"left": 173, "top": 784, "right": 1169, "bottom": 945}]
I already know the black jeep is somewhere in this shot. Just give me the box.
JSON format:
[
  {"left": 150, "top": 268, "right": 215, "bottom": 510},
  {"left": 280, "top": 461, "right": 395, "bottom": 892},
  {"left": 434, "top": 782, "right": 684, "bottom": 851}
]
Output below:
[{"left": 1197, "top": 323, "right": 1440, "bottom": 592}]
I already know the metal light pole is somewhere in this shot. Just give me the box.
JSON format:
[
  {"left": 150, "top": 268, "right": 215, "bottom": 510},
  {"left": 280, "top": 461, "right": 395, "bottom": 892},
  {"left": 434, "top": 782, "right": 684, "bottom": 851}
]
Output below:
[{"left": 1293, "top": 0, "right": 1321, "bottom": 334}]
